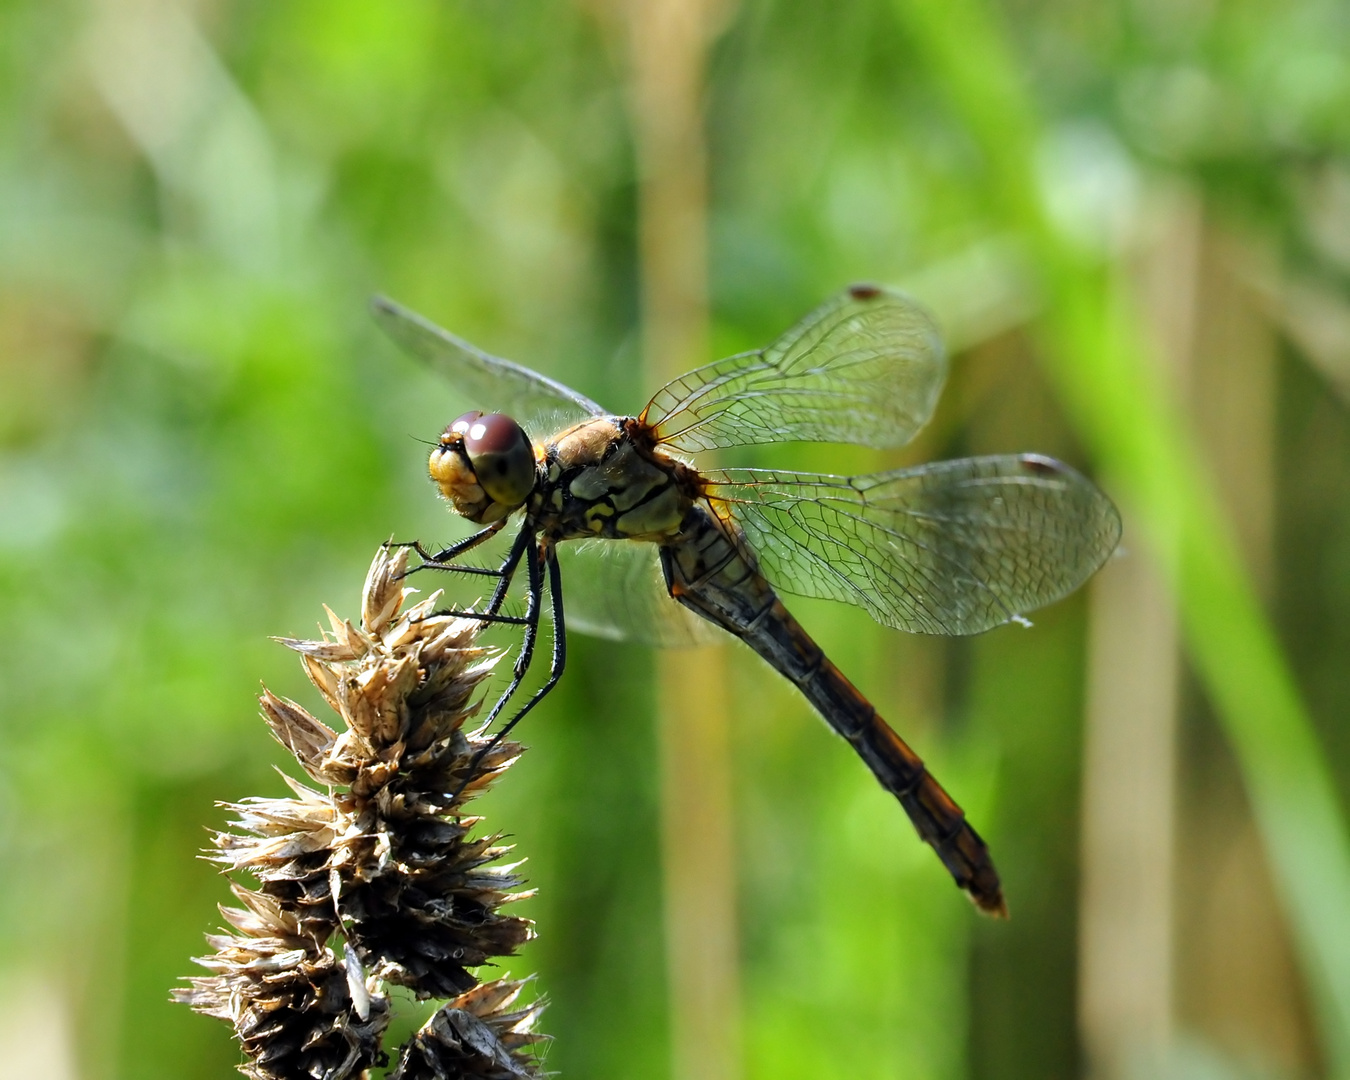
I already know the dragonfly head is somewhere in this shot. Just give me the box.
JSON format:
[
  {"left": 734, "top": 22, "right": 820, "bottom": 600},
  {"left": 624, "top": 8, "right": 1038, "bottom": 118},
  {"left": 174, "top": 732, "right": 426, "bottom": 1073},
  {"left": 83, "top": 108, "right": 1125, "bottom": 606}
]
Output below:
[{"left": 430, "top": 411, "right": 538, "bottom": 523}]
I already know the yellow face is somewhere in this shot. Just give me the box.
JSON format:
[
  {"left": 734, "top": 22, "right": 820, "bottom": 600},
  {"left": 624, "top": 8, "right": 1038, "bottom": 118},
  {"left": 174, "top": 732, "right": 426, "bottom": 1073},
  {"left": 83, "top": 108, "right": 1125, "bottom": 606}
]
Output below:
[{"left": 429, "top": 411, "right": 538, "bottom": 524}]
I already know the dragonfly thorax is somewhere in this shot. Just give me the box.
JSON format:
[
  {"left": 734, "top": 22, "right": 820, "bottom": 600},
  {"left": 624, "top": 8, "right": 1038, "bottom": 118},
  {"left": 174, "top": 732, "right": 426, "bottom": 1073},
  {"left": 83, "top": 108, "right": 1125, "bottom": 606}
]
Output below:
[
  {"left": 430, "top": 411, "right": 540, "bottom": 524},
  {"left": 532, "top": 417, "right": 694, "bottom": 543}
]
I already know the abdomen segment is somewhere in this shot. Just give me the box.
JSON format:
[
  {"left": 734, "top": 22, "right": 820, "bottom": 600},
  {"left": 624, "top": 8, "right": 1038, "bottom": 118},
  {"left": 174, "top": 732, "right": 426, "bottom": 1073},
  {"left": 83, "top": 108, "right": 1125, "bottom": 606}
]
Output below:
[{"left": 661, "top": 504, "right": 1007, "bottom": 916}]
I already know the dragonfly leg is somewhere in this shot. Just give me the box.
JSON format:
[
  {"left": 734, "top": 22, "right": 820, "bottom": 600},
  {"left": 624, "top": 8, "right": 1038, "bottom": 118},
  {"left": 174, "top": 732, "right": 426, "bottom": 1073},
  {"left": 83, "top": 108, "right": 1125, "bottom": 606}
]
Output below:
[
  {"left": 412, "top": 563, "right": 506, "bottom": 581},
  {"left": 391, "top": 522, "right": 505, "bottom": 567},
  {"left": 432, "top": 610, "right": 532, "bottom": 627},
  {"left": 396, "top": 525, "right": 510, "bottom": 586},
  {"left": 451, "top": 543, "right": 567, "bottom": 801},
  {"left": 484, "top": 547, "right": 567, "bottom": 744},
  {"left": 461, "top": 534, "right": 544, "bottom": 743},
  {"left": 411, "top": 523, "right": 534, "bottom": 626},
  {"left": 483, "top": 525, "right": 532, "bottom": 616}
]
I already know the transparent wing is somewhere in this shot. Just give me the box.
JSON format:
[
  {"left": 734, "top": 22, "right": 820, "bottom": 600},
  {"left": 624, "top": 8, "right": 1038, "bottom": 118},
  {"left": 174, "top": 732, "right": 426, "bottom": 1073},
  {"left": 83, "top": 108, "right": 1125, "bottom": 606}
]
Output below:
[
  {"left": 556, "top": 539, "right": 723, "bottom": 648},
  {"left": 372, "top": 295, "right": 606, "bottom": 430},
  {"left": 706, "top": 455, "right": 1122, "bottom": 636},
  {"left": 644, "top": 285, "right": 947, "bottom": 453}
]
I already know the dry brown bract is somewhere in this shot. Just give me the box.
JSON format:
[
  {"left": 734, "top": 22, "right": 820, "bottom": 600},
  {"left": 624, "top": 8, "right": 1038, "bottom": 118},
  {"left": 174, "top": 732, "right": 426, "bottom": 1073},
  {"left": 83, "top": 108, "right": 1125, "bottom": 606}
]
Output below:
[{"left": 175, "top": 545, "right": 549, "bottom": 1079}]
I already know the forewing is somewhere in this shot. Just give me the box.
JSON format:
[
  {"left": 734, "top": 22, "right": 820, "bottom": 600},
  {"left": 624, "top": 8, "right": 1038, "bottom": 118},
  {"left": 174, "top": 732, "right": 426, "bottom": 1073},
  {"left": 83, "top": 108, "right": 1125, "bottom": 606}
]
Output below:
[
  {"left": 645, "top": 285, "right": 947, "bottom": 453},
  {"left": 372, "top": 295, "right": 606, "bottom": 431},
  {"left": 556, "top": 539, "right": 724, "bottom": 648},
  {"left": 707, "top": 455, "right": 1121, "bottom": 636}
]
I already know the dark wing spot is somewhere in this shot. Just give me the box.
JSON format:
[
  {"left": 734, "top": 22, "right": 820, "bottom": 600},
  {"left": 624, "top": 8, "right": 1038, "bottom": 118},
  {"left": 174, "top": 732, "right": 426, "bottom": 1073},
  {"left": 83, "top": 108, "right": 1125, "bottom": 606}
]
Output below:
[{"left": 848, "top": 283, "right": 882, "bottom": 301}]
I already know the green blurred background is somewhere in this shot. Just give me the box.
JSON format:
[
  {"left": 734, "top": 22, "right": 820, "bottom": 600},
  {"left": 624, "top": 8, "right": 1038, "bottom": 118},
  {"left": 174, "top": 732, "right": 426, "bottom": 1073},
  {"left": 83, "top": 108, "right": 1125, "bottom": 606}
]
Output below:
[{"left": 4, "top": 0, "right": 1350, "bottom": 1077}]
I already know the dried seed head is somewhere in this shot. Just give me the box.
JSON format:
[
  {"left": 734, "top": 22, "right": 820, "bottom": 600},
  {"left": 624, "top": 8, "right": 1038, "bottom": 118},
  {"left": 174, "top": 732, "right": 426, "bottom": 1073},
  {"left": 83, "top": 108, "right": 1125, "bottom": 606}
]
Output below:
[
  {"left": 178, "top": 545, "right": 548, "bottom": 1077},
  {"left": 390, "top": 978, "right": 550, "bottom": 1080},
  {"left": 173, "top": 886, "right": 391, "bottom": 1080}
]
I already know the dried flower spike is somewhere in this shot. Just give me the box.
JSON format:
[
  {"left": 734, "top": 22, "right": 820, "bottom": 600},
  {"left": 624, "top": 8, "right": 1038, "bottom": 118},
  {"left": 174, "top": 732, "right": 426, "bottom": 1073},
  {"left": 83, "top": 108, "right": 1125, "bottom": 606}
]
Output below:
[
  {"left": 176, "top": 545, "right": 549, "bottom": 1079},
  {"left": 390, "top": 979, "right": 549, "bottom": 1080}
]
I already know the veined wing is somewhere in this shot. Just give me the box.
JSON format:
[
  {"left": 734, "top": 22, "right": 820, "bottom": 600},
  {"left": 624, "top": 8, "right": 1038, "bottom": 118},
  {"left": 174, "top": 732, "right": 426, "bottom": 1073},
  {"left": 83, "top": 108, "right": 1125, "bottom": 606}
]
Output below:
[
  {"left": 643, "top": 285, "right": 946, "bottom": 453},
  {"left": 556, "top": 540, "right": 722, "bottom": 648},
  {"left": 706, "top": 455, "right": 1121, "bottom": 636},
  {"left": 372, "top": 295, "right": 606, "bottom": 430}
]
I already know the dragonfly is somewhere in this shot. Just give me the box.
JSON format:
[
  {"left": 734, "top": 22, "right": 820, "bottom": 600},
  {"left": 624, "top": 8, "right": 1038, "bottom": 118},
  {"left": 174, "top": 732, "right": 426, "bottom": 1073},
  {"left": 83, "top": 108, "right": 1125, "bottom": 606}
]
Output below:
[{"left": 374, "top": 284, "right": 1122, "bottom": 916}]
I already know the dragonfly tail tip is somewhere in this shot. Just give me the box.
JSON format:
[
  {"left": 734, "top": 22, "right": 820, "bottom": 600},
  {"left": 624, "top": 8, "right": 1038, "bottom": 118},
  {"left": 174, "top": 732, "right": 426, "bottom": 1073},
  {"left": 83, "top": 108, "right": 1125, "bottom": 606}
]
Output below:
[{"left": 972, "top": 890, "right": 1010, "bottom": 919}]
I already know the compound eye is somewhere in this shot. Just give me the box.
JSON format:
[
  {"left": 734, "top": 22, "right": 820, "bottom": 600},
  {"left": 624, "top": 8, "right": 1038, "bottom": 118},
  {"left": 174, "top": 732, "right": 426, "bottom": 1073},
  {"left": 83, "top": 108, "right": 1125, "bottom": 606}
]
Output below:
[
  {"left": 461, "top": 412, "right": 535, "bottom": 508},
  {"left": 447, "top": 410, "right": 484, "bottom": 439}
]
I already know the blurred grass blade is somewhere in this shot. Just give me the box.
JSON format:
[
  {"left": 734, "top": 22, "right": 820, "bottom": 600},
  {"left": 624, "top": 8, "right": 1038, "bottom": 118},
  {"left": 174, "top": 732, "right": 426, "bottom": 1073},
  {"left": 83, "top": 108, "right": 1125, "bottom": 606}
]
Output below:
[{"left": 896, "top": 0, "right": 1350, "bottom": 1072}]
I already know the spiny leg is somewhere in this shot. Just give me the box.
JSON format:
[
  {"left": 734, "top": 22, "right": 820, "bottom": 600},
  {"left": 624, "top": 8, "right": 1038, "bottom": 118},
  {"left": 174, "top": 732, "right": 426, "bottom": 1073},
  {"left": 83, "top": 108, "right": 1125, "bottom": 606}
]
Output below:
[
  {"left": 453, "top": 543, "right": 568, "bottom": 799},
  {"left": 389, "top": 521, "right": 505, "bottom": 568},
  {"left": 483, "top": 547, "right": 567, "bottom": 745},
  {"left": 483, "top": 525, "right": 532, "bottom": 616},
  {"left": 449, "top": 536, "right": 545, "bottom": 797},
  {"left": 479, "top": 535, "right": 545, "bottom": 732},
  {"left": 405, "top": 522, "right": 534, "bottom": 626},
  {"left": 429, "top": 524, "right": 534, "bottom": 625}
]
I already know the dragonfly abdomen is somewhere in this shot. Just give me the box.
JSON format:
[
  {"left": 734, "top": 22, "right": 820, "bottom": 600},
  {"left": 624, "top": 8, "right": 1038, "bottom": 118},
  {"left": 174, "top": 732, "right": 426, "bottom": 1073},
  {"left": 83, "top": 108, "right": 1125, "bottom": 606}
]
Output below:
[
  {"left": 661, "top": 503, "right": 1007, "bottom": 916},
  {"left": 755, "top": 608, "right": 1005, "bottom": 916}
]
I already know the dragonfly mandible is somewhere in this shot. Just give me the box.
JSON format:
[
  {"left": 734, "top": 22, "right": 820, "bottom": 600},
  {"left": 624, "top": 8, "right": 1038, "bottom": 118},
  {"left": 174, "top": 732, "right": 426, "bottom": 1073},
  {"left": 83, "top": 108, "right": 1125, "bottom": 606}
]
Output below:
[{"left": 374, "top": 284, "right": 1122, "bottom": 916}]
